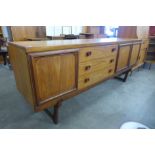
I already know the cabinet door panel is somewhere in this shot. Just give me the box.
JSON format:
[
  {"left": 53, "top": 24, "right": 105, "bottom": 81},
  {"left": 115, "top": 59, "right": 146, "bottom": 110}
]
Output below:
[
  {"left": 32, "top": 53, "right": 77, "bottom": 104},
  {"left": 116, "top": 45, "right": 131, "bottom": 72},
  {"left": 130, "top": 44, "right": 140, "bottom": 66},
  {"left": 60, "top": 55, "right": 76, "bottom": 92},
  {"left": 139, "top": 48, "right": 147, "bottom": 64}
]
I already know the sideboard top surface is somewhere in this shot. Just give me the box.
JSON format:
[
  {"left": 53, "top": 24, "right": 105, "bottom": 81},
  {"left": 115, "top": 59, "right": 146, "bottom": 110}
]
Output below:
[{"left": 9, "top": 38, "right": 142, "bottom": 53}]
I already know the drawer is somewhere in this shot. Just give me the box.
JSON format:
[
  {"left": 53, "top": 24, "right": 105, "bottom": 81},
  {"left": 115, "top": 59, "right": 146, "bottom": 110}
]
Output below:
[
  {"left": 78, "top": 65, "right": 114, "bottom": 90},
  {"left": 79, "top": 45, "right": 118, "bottom": 62},
  {"left": 79, "top": 56, "right": 116, "bottom": 76}
]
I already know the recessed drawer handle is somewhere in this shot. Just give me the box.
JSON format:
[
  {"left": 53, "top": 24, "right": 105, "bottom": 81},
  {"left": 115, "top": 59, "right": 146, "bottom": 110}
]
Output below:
[
  {"left": 111, "top": 48, "right": 116, "bottom": 52},
  {"left": 109, "top": 59, "right": 114, "bottom": 63},
  {"left": 85, "top": 65, "right": 91, "bottom": 71},
  {"left": 108, "top": 69, "right": 113, "bottom": 73},
  {"left": 86, "top": 51, "right": 92, "bottom": 57},
  {"left": 84, "top": 78, "right": 90, "bottom": 83}
]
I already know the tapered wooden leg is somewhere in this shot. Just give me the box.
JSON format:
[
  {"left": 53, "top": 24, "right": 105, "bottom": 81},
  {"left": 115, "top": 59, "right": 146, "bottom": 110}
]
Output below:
[
  {"left": 44, "top": 100, "right": 62, "bottom": 124},
  {"left": 2, "top": 53, "right": 7, "bottom": 65},
  {"left": 123, "top": 71, "right": 129, "bottom": 82},
  {"left": 52, "top": 102, "right": 61, "bottom": 124}
]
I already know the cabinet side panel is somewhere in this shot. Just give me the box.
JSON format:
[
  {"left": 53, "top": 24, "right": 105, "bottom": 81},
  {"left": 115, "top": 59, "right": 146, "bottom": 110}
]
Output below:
[{"left": 8, "top": 45, "right": 34, "bottom": 106}]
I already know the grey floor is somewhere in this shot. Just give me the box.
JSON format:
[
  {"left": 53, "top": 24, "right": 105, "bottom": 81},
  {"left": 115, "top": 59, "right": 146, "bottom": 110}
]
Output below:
[{"left": 0, "top": 64, "right": 155, "bottom": 129}]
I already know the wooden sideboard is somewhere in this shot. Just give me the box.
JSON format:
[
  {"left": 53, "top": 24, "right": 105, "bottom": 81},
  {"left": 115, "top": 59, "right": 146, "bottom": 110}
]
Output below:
[{"left": 8, "top": 38, "right": 142, "bottom": 124}]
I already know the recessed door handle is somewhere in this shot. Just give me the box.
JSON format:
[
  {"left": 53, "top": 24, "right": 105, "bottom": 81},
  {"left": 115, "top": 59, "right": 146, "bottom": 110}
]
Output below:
[
  {"left": 111, "top": 48, "right": 116, "bottom": 52},
  {"left": 86, "top": 51, "right": 92, "bottom": 57},
  {"left": 85, "top": 65, "right": 91, "bottom": 71},
  {"left": 84, "top": 78, "right": 90, "bottom": 83},
  {"left": 108, "top": 69, "right": 113, "bottom": 73},
  {"left": 110, "top": 59, "right": 114, "bottom": 63}
]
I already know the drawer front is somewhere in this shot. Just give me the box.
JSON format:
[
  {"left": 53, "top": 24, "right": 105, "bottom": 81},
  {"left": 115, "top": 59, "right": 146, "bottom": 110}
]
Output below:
[
  {"left": 79, "top": 45, "right": 118, "bottom": 62},
  {"left": 78, "top": 65, "right": 115, "bottom": 90},
  {"left": 79, "top": 56, "right": 116, "bottom": 76}
]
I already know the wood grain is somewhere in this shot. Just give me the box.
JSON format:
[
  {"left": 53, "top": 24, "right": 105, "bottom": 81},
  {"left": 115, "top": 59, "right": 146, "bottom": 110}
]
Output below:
[
  {"left": 8, "top": 44, "right": 35, "bottom": 106},
  {"left": 78, "top": 65, "right": 115, "bottom": 89},
  {"left": 130, "top": 44, "right": 140, "bottom": 66},
  {"left": 10, "top": 26, "right": 46, "bottom": 41},
  {"left": 79, "top": 45, "right": 118, "bottom": 62},
  {"left": 79, "top": 56, "right": 116, "bottom": 76},
  {"left": 9, "top": 38, "right": 141, "bottom": 53},
  {"left": 132, "top": 39, "right": 149, "bottom": 69},
  {"left": 8, "top": 38, "right": 142, "bottom": 112},
  {"left": 31, "top": 53, "right": 77, "bottom": 104},
  {"left": 116, "top": 45, "right": 131, "bottom": 71},
  {"left": 118, "top": 26, "right": 137, "bottom": 38},
  {"left": 138, "top": 48, "right": 147, "bottom": 65}
]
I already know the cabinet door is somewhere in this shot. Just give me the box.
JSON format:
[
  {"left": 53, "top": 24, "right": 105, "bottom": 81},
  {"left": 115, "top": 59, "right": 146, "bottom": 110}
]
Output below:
[
  {"left": 31, "top": 53, "right": 77, "bottom": 104},
  {"left": 138, "top": 48, "right": 147, "bottom": 65},
  {"left": 116, "top": 45, "right": 131, "bottom": 72},
  {"left": 130, "top": 44, "right": 140, "bottom": 66}
]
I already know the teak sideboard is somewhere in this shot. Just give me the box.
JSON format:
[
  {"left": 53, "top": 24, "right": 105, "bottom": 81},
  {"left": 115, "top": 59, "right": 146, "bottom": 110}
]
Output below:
[{"left": 8, "top": 38, "right": 147, "bottom": 124}]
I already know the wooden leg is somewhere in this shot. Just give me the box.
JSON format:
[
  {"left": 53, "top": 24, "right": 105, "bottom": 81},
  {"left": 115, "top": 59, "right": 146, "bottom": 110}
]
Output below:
[
  {"left": 115, "top": 69, "right": 131, "bottom": 82},
  {"left": 143, "top": 62, "right": 146, "bottom": 69},
  {"left": 44, "top": 100, "right": 62, "bottom": 124},
  {"left": 7, "top": 57, "right": 12, "bottom": 70},
  {"left": 52, "top": 102, "right": 61, "bottom": 124},
  {"left": 149, "top": 63, "right": 152, "bottom": 70},
  {"left": 2, "top": 53, "right": 7, "bottom": 65},
  {"left": 123, "top": 71, "right": 129, "bottom": 82}
]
